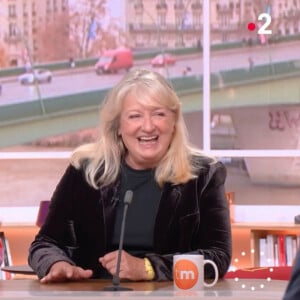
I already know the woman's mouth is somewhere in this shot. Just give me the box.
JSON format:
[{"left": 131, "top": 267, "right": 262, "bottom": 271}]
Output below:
[{"left": 138, "top": 136, "right": 159, "bottom": 144}]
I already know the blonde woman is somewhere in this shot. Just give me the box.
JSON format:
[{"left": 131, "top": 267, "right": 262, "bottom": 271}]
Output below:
[{"left": 28, "top": 68, "right": 232, "bottom": 283}]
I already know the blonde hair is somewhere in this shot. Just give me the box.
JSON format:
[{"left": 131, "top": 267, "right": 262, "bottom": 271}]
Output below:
[{"left": 71, "top": 68, "right": 211, "bottom": 189}]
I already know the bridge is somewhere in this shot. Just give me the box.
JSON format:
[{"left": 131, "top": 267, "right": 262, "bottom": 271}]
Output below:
[{"left": 1, "top": 57, "right": 299, "bottom": 148}]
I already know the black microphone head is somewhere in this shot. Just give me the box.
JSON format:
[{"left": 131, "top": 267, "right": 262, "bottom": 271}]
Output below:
[{"left": 124, "top": 190, "right": 133, "bottom": 204}]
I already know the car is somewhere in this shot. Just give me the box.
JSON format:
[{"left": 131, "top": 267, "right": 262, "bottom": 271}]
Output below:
[
  {"left": 151, "top": 53, "right": 176, "bottom": 67},
  {"left": 94, "top": 47, "right": 133, "bottom": 74},
  {"left": 18, "top": 69, "right": 52, "bottom": 85}
]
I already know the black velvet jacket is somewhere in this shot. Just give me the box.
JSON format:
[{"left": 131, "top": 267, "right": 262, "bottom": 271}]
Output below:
[
  {"left": 28, "top": 157, "right": 232, "bottom": 281},
  {"left": 283, "top": 249, "right": 300, "bottom": 300}
]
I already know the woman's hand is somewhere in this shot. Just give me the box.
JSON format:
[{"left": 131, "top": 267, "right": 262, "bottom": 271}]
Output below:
[
  {"left": 40, "top": 261, "right": 93, "bottom": 283},
  {"left": 99, "top": 250, "right": 148, "bottom": 281}
]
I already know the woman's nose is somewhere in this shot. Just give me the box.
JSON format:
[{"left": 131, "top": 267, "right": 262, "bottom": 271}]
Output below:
[{"left": 142, "top": 115, "right": 155, "bottom": 131}]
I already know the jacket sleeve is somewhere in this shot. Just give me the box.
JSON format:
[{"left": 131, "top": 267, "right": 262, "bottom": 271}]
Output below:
[
  {"left": 28, "top": 165, "right": 80, "bottom": 279},
  {"left": 283, "top": 249, "right": 300, "bottom": 300},
  {"left": 146, "top": 161, "right": 232, "bottom": 281}
]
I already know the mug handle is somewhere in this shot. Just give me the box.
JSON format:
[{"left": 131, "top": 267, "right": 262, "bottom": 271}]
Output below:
[{"left": 203, "top": 259, "right": 219, "bottom": 287}]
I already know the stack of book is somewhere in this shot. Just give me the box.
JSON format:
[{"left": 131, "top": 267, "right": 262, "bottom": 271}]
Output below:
[{"left": 259, "top": 234, "right": 300, "bottom": 267}]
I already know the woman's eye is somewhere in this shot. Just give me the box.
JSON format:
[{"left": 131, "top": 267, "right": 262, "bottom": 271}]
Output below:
[
  {"left": 154, "top": 111, "right": 166, "bottom": 117},
  {"left": 128, "top": 114, "right": 141, "bottom": 119}
]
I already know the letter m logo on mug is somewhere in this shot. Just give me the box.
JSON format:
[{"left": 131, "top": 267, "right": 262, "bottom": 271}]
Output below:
[
  {"left": 173, "top": 254, "right": 219, "bottom": 291},
  {"left": 174, "top": 259, "right": 198, "bottom": 289}
]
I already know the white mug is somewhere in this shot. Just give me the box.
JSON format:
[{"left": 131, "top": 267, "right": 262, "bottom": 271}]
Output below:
[{"left": 173, "top": 254, "right": 219, "bottom": 291}]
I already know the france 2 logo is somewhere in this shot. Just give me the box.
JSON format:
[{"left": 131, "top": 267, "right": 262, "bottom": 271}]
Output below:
[{"left": 248, "top": 13, "right": 272, "bottom": 35}]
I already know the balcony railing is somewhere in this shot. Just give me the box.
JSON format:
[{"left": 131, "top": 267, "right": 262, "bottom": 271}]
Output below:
[
  {"left": 129, "top": 23, "right": 202, "bottom": 33},
  {"left": 4, "top": 33, "right": 22, "bottom": 43},
  {"left": 156, "top": 3, "right": 168, "bottom": 11},
  {"left": 191, "top": 2, "right": 202, "bottom": 10},
  {"left": 174, "top": 3, "right": 184, "bottom": 11}
]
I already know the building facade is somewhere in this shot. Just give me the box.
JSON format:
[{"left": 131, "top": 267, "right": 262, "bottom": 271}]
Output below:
[
  {"left": 126, "top": 0, "right": 300, "bottom": 50},
  {"left": 0, "top": 0, "right": 68, "bottom": 66},
  {"left": 0, "top": 0, "right": 300, "bottom": 65}
]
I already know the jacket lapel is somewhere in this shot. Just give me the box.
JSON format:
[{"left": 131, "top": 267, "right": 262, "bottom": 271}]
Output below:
[
  {"left": 100, "top": 181, "right": 120, "bottom": 251},
  {"left": 153, "top": 183, "right": 181, "bottom": 252}
]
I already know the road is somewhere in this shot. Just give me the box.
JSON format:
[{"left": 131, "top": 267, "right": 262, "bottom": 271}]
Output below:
[{"left": 0, "top": 40, "right": 299, "bottom": 106}]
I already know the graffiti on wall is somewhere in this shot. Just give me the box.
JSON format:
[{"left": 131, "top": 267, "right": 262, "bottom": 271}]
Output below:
[{"left": 269, "top": 111, "right": 300, "bottom": 131}]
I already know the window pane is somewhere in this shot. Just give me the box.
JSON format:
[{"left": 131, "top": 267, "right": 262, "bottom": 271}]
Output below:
[
  {"left": 209, "top": 0, "right": 300, "bottom": 188},
  {"left": 210, "top": 0, "right": 300, "bottom": 151}
]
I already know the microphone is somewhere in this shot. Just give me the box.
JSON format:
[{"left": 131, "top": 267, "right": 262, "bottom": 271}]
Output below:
[{"left": 103, "top": 190, "right": 133, "bottom": 291}]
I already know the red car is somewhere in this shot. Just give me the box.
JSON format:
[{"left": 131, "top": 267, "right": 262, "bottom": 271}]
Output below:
[{"left": 151, "top": 53, "right": 176, "bottom": 67}]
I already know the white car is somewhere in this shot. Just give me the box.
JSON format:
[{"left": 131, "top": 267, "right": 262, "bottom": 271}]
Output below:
[{"left": 18, "top": 69, "right": 52, "bottom": 85}]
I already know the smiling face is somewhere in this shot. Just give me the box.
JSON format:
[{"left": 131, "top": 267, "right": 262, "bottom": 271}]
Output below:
[{"left": 118, "top": 92, "right": 176, "bottom": 170}]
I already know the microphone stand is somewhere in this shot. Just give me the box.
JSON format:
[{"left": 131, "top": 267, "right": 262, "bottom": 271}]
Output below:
[{"left": 103, "top": 190, "right": 133, "bottom": 291}]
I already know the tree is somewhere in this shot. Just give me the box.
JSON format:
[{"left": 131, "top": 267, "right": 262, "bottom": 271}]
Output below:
[
  {"left": 69, "top": 0, "right": 127, "bottom": 58},
  {"left": 35, "top": 12, "right": 75, "bottom": 62},
  {"left": 0, "top": 45, "right": 9, "bottom": 68}
]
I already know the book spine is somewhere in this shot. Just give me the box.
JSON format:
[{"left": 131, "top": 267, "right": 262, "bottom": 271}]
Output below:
[{"left": 278, "top": 235, "right": 287, "bottom": 266}]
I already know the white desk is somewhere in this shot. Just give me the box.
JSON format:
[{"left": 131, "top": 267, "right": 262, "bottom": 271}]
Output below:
[{"left": 0, "top": 278, "right": 288, "bottom": 299}]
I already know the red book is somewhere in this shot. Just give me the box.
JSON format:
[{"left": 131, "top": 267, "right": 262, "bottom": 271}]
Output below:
[
  {"left": 0, "top": 238, "right": 3, "bottom": 266},
  {"left": 278, "top": 235, "right": 287, "bottom": 266}
]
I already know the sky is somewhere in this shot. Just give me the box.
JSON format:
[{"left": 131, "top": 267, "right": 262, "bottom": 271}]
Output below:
[
  {"left": 105, "top": 1, "right": 123, "bottom": 18},
  {"left": 68, "top": 0, "right": 125, "bottom": 30}
]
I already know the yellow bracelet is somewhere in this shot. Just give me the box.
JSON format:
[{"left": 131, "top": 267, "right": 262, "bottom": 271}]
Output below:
[{"left": 144, "top": 258, "right": 155, "bottom": 280}]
